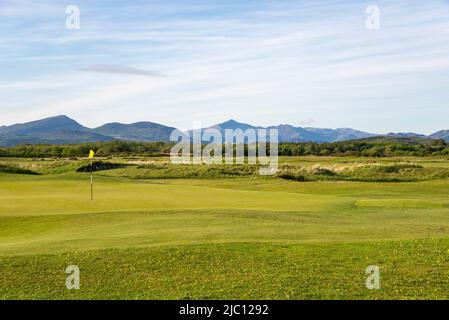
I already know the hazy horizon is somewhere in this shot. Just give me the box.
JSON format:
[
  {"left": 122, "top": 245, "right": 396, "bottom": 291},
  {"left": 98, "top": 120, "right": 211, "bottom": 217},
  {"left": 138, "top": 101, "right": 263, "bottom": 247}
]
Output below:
[{"left": 1, "top": 0, "right": 449, "bottom": 134}]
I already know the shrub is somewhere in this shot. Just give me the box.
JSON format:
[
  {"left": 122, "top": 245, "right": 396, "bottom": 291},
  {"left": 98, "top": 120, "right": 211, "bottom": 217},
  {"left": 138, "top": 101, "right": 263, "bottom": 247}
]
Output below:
[{"left": 76, "top": 161, "right": 125, "bottom": 172}]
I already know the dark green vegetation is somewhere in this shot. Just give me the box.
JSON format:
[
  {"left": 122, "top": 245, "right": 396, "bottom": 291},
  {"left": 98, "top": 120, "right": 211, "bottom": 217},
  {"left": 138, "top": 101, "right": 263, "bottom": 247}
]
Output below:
[
  {"left": 0, "top": 141, "right": 172, "bottom": 158},
  {"left": 0, "top": 164, "right": 38, "bottom": 175},
  {"left": 75, "top": 161, "right": 126, "bottom": 173},
  {"left": 1, "top": 155, "right": 449, "bottom": 299},
  {"left": 2, "top": 136, "right": 449, "bottom": 159},
  {"left": 278, "top": 137, "right": 449, "bottom": 157}
]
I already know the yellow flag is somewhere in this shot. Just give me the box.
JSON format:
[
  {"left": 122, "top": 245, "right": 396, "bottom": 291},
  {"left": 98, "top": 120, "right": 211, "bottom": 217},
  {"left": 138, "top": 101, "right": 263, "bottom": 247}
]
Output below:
[{"left": 88, "top": 150, "right": 95, "bottom": 159}]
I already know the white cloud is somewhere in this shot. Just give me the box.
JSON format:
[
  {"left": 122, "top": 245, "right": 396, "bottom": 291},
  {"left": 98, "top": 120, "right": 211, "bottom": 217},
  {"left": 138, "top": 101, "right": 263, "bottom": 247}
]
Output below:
[{"left": 78, "top": 64, "right": 165, "bottom": 77}]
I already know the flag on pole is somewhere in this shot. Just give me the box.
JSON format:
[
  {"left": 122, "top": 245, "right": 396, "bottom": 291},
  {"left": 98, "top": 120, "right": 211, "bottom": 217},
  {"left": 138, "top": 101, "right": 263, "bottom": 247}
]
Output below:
[{"left": 88, "top": 150, "right": 95, "bottom": 159}]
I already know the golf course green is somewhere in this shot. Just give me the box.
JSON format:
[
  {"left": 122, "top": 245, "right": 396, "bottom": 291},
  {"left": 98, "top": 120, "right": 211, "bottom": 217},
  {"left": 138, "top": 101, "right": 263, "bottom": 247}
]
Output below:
[{"left": 1, "top": 156, "right": 448, "bottom": 299}]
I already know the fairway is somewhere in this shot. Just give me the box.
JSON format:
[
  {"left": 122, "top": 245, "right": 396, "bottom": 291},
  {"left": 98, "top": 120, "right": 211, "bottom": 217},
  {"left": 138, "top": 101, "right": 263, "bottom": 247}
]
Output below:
[{"left": 1, "top": 157, "right": 449, "bottom": 299}]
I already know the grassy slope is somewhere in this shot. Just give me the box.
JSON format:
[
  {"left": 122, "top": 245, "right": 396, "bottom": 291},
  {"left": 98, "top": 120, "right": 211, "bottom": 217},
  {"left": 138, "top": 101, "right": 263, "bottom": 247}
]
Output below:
[{"left": 1, "top": 157, "right": 449, "bottom": 299}]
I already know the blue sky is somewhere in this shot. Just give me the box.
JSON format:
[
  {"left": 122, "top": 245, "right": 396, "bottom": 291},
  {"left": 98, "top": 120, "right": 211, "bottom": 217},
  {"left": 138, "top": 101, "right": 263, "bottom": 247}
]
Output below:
[{"left": 1, "top": 0, "right": 449, "bottom": 133}]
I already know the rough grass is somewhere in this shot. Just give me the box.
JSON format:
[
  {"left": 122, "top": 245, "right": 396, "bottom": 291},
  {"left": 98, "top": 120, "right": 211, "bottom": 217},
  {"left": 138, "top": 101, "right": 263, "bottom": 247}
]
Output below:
[
  {"left": 102, "top": 163, "right": 259, "bottom": 179},
  {"left": 0, "top": 158, "right": 79, "bottom": 175},
  {"left": 277, "top": 163, "right": 449, "bottom": 182},
  {"left": 1, "top": 239, "right": 448, "bottom": 300},
  {"left": 3, "top": 156, "right": 449, "bottom": 182}
]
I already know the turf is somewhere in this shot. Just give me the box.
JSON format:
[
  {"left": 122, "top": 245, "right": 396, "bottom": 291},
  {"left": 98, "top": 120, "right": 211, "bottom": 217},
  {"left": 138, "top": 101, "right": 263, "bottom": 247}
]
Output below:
[
  {"left": 1, "top": 156, "right": 449, "bottom": 299},
  {"left": 2, "top": 240, "right": 448, "bottom": 300}
]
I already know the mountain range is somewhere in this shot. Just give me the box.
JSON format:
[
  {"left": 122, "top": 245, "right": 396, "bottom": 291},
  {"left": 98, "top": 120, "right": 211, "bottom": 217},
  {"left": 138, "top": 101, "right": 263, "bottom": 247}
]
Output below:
[{"left": 0, "top": 115, "right": 448, "bottom": 147}]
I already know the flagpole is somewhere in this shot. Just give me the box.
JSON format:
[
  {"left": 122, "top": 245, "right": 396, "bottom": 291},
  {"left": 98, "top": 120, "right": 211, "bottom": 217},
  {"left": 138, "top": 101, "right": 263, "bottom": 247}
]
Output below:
[{"left": 90, "top": 158, "right": 93, "bottom": 201}]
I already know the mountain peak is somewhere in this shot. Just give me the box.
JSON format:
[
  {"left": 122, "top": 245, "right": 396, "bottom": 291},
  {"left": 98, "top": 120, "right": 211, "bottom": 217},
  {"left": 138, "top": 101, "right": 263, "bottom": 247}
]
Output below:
[
  {"left": 220, "top": 119, "right": 242, "bottom": 125},
  {"left": 93, "top": 120, "right": 176, "bottom": 142},
  {"left": 1, "top": 115, "right": 87, "bottom": 136},
  {"left": 216, "top": 119, "right": 256, "bottom": 130},
  {"left": 0, "top": 115, "right": 109, "bottom": 146},
  {"left": 51, "top": 114, "right": 73, "bottom": 120}
]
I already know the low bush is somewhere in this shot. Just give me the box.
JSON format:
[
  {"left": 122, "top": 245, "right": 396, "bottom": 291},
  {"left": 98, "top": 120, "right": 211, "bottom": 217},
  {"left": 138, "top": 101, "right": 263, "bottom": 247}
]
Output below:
[
  {"left": 76, "top": 161, "right": 126, "bottom": 173},
  {"left": 0, "top": 164, "right": 38, "bottom": 175}
]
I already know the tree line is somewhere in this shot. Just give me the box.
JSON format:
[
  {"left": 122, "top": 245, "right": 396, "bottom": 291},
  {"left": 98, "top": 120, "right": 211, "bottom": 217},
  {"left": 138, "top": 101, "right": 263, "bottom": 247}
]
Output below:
[{"left": 0, "top": 139, "right": 448, "bottom": 158}]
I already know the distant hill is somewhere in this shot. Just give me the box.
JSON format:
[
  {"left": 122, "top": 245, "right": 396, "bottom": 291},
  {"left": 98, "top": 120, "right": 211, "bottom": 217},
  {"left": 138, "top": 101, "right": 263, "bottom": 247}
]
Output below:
[
  {"left": 0, "top": 115, "right": 447, "bottom": 146},
  {"left": 429, "top": 130, "right": 449, "bottom": 141},
  {"left": 0, "top": 116, "right": 113, "bottom": 147},
  {"left": 0, "top": 115, "right": 87, "bottom": 135},
  {"left": 0, "top": 131, "right": 113, "bottom": 147},
  {"left": 300, "top": 127, "right": 376, "bottom": 142},
  {"left": 0, "top": 115, "right": 183, "bottom": 147},
  {"left": 386, "top": 132, "right": 428, "bottom": 139},
  {"left": 93, "top": 122, "right": 178, "bottom": 142},
  {"left": 195, "top": 120, "right": 375, "bottom": 143}
]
